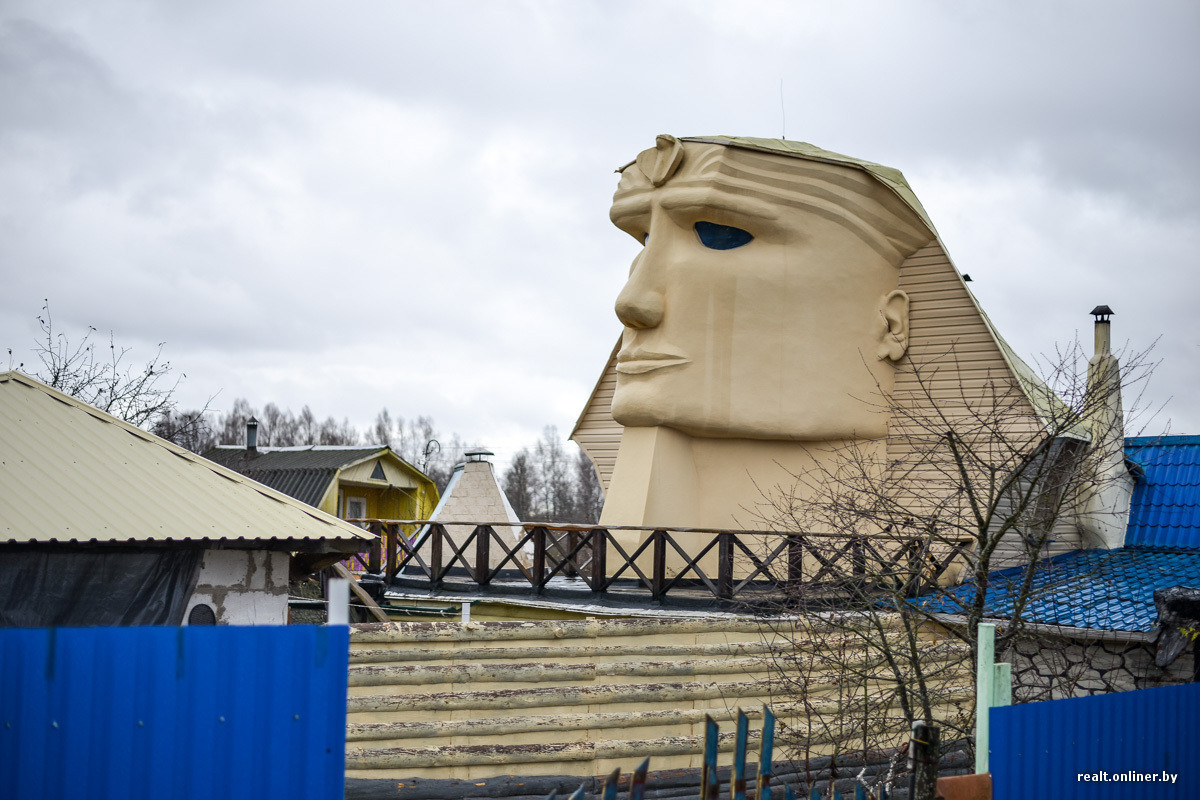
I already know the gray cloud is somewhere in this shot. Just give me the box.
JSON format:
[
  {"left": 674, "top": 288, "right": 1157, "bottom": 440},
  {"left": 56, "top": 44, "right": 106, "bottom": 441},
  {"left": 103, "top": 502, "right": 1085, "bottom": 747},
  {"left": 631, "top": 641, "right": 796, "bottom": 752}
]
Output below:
[{"left": 2, "top": 0, "right": 1197, "bottom": 460}]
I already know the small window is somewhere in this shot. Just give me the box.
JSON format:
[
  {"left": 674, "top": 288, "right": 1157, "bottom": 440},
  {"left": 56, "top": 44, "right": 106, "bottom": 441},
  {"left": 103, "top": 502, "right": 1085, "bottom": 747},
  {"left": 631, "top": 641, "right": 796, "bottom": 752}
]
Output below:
[
  {"left": 346, "top": 497, "right": 368, "bottom": 527},
  {"left": 370, "top": 461, "right": 386, "bottom": 481},
  {"left": 187, "top": 603, "right": 217, "bottom": 626}
]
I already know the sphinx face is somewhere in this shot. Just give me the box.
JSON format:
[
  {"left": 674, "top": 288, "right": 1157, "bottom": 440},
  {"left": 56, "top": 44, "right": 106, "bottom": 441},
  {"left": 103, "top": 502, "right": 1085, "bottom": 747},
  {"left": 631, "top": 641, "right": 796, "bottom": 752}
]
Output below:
[{"left": 608, "top": 138, "right": 922, "bottom": 441}]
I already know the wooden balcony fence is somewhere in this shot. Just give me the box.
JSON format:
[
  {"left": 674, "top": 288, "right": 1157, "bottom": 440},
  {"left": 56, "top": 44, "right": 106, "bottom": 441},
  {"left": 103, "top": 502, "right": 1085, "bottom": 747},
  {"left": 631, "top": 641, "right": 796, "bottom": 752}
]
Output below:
[{"left": 343, "top": 520, "right": 972, "bottom": 606}]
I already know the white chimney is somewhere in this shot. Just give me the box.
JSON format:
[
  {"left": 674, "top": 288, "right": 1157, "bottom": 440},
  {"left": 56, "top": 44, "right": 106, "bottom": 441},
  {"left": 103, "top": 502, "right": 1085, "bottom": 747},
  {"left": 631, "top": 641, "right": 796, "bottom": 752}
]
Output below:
[{"left": 1078, "top": 305, "right": 1133, "bottom": 549}]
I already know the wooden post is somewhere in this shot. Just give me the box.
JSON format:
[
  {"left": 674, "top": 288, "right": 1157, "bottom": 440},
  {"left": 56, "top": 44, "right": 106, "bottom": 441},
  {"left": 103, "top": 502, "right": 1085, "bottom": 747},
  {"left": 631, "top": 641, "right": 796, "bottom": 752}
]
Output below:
[
  {"left": 975, "top": 622, "right": 994, "bottom": 775},
  {"left": 732, "top": 709, "right": 749, "bottom": 800},
  {"left": 590, "top": 529, "right": 608, "bottom": 592},
  {"left": 565, "top": 531, "right": 579, "bottom": 578},
  {"left": 651, "top": 530, "right": 667, "bottom": 601},
  {"left": 532, "top": 526, "right": 547, "bottom": 594},
  {"left": 718, "top": 533, "right": 734, "bottom": 600},
  {"left": 787, "top": 535, "right": 804, "bottom": 588},
  {"left": 430, "top": 524, "right": 444, "bottom": 589},
  {"left": 757, "top": 705, "right": 776, "bottom": 800},
  {"left": 367, "top": 520, "right": 382, "bottom": 574},
  {"left": 908, "top": 721, "right": 940, "bottom": 800},
  {"left": 700, "top": 715, "right": 719, "bottom": 800},
  {"left": 385, "top": 523, "right": 399, "bottom": 582},
  {"left": 975, "top": 622, "right": 1012, "bottom": 774},
  {"left": 474, "top": 525, "right": 492, "bottom": 585},
  {"left": 331, "top": 562, "right": 390, "bottom": 623},
  {"left": 630, "top": 756, "right": 649, "bottom": 800}
]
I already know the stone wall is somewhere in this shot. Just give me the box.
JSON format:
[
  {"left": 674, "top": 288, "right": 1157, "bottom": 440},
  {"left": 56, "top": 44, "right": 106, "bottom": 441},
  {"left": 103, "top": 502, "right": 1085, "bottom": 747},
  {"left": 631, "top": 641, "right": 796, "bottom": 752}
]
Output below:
[{"left": 1008, "top": 633, "right": 1193, "bottom": 701}]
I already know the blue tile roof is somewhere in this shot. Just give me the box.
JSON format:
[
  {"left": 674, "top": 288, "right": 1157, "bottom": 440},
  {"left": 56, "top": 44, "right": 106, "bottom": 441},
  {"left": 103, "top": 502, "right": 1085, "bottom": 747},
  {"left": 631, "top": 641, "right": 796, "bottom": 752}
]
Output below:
[
  {"left": 1125, "top": 435, "right": 1200, "bottom": 548},
  {"left": 918, "top": 547, "right": 1200, "bottom": 632}
]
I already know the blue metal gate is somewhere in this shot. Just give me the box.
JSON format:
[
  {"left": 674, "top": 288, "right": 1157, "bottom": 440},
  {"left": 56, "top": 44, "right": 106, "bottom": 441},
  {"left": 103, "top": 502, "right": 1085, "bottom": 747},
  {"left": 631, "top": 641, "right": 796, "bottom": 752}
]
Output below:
[
  {"left": 0, "top": 625, "right": 349, "bottom": 800},
  {"left": 990, "top": 681, "right": 1199, "bottom": 799}
]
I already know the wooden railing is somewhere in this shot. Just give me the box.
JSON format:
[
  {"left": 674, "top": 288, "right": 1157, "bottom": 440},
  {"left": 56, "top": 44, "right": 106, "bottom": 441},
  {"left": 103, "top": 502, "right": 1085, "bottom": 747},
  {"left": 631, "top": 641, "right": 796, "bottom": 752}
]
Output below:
[{"left": 345, "top": 520, "right": 972, "bottom": 606}]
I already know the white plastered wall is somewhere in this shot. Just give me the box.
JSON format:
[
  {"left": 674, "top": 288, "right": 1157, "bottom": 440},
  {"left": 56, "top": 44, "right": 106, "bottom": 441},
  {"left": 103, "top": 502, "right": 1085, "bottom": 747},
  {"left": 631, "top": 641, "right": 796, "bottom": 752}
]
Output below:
[{"left": 184, "top": 549, "right": 290, "bottom": 625}]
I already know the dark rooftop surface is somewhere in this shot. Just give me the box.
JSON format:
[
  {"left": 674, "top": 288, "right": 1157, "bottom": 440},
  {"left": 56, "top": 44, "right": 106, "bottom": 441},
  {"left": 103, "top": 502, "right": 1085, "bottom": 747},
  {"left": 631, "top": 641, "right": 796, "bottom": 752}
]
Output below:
[{"left": 205, "top": 446, "right": 385, "bottom": 507}]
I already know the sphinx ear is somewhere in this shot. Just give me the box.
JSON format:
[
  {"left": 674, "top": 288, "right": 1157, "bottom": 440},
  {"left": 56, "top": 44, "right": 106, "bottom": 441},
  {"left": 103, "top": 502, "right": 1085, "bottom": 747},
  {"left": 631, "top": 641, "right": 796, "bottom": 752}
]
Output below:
[{"left": 877, "top": 290, "right": 910, "bottom": 362}]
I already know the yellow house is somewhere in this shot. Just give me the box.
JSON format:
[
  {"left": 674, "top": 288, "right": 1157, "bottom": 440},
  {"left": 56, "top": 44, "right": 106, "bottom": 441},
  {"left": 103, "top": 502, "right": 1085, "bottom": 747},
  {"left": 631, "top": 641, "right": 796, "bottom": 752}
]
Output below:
[{"left": 206, "top": 439, "right": 438, "bottom": 523}]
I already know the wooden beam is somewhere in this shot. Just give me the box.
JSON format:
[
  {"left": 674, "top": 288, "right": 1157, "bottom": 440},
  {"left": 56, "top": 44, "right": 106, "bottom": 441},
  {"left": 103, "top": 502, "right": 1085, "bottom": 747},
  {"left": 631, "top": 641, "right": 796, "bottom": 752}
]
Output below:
[{"left": 331, "top": 562, "right": 390, "bottom": 624}]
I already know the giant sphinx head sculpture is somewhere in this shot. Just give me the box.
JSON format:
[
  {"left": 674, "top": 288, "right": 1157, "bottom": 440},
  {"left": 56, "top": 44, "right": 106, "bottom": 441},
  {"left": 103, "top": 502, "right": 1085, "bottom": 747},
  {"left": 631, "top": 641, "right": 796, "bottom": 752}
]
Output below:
[{"left": 608, "top": 135, "right": 933, "bottom": 442}]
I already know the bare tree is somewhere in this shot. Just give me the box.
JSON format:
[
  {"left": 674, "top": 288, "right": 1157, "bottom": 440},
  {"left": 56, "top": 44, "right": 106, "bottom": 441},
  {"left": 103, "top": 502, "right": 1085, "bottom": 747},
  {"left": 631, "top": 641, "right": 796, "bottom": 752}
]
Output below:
[
  {"left": 749, "top": 337, "right": 1156, "bottom": 798},
  {"left": 219, "top": 397, "right": 255, "bottom": 446},
  {"left": 534, "top": 425, "right": 574, "bottom": 521},
  {"left": 573, "top": 449, "right": 604, "bottom": 524},
  {"left": 297, "top": 405, "right": 317, "bottom": 445},
  {"left": 503, "top": 448, "right": 537, "bottom": 520},
  {"left": 260, "top": 401, "right": 299, "bottom": 446},
  {"left": 9, "top": 301, "right": 209, "bottom": 446},
  {"left": 213, "top": 400, "right": 359, "bottom": 448},
  {"left": 151, "top": 408, "right": 217, "bottom": 454},
  {"left": 500, "top": 428, "right": 605, "bottom": 523},
  {"left": 317, "top": 415, "right": 358, "bottom": 446}
]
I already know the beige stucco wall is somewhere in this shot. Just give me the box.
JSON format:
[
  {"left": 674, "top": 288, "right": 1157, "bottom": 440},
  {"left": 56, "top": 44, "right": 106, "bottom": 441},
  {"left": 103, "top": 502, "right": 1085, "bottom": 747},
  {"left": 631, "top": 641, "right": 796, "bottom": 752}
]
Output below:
[{"left": 184, "top": 549, "right": 289, "bottom": 625}]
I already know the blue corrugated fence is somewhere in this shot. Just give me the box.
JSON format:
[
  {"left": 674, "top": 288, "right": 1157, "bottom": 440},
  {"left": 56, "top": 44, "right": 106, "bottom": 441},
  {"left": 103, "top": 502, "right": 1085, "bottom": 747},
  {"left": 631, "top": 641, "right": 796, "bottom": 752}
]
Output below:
[
  {"left": 990, "top": 681, "right": 1198, "bottom": 799},
  {"left": 0, "top": 625, "right": 349, "bottom": 800}
]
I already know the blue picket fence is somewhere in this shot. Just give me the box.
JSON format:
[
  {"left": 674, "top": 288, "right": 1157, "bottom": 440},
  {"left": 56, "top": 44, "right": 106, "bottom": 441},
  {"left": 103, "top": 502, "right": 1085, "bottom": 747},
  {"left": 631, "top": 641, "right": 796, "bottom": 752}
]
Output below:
[
  {"left": 0, "top": 625, "right": 350, "bottom": 800},
  {"left": 547, "top": 708, "right": 890, "bottom": 800},
  {"left": 990, "top": 681, "right": 1199, "bottom": 800}
]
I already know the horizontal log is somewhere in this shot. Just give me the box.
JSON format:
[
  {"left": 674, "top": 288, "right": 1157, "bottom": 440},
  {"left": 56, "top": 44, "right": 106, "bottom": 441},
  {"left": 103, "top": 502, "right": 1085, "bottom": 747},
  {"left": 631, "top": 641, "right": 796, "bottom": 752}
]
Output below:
[
  {"left": 350, "top": 639, "right": 779, "bottom": 664},
  {"left": 346, "top": 689, "right": 974, "bottom": 743},
  {"left": 347, "top": 730, "right": 762, "bottom": 770},
  {"left": 350, "top": 618, "right": 776, "bottom": 644},
  {"left": 347, "top": 678, "right": 775, "bottom": 715},
  {"left": 348, "top": 656, "right": 774, "bottom": 687}
]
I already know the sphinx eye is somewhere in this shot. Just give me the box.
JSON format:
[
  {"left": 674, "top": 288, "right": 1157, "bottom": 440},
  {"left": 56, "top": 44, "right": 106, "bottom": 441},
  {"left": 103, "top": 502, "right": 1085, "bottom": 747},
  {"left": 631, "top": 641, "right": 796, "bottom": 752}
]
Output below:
[{"left": 694, "top": 221, "right": 753, "bottom": 250}]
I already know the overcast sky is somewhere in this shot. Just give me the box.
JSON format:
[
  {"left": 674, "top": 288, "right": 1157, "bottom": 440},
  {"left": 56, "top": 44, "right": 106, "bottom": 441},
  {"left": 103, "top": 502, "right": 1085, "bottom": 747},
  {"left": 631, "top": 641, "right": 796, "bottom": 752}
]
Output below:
[{"left": 2, "top": 1, "right": 1197, "bottom": 468}]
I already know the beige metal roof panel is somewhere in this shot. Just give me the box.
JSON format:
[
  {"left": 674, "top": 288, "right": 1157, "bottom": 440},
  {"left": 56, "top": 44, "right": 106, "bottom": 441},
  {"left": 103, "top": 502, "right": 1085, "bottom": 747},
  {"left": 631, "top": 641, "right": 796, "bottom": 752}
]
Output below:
[{"left": 0, "top": 372, "right": 374, "bottom": 548}]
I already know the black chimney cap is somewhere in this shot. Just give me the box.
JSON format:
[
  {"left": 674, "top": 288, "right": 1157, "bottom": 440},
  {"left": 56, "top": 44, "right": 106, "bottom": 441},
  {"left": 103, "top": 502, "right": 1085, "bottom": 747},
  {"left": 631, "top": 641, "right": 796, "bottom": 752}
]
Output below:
[{"left": 1090, "top": 305, "right": 1114, "bottom": 321}]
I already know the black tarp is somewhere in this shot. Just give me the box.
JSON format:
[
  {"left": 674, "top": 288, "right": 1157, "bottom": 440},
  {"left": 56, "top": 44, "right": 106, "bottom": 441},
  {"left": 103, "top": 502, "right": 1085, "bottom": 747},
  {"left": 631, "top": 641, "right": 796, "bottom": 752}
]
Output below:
[{"left": 0, "top": 547, "right": 202, "bottom": 627}]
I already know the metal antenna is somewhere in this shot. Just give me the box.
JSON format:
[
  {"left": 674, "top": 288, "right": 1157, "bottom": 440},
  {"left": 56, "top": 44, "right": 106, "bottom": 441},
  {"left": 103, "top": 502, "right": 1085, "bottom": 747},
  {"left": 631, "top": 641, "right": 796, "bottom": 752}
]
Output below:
[{"left": 779, "top": 78, "right": 786, "bottom": 140}]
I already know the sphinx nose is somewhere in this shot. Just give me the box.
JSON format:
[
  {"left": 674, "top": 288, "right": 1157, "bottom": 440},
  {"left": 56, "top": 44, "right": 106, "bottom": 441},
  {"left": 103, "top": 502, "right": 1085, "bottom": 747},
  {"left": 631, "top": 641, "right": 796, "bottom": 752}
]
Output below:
[{"left": 615, "top": 260, "right": 664, "bottom": 330}]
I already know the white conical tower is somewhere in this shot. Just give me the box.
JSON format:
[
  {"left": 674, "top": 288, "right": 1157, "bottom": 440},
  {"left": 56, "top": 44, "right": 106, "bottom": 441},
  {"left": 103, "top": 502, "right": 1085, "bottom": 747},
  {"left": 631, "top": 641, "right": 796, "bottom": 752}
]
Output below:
[{"left": 427, "top": 448, "right": 526, "bottom": 570}]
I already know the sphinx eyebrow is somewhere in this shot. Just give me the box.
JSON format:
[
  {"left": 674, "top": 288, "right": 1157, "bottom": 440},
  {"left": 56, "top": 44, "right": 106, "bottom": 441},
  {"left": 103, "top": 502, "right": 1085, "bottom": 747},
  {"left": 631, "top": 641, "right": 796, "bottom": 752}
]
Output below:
[
  {"left": 656, "top": 186, "right": 780, "bottom": 221},
  {"left": 610, "top": 191, "right": 653, "bottom": 225}
]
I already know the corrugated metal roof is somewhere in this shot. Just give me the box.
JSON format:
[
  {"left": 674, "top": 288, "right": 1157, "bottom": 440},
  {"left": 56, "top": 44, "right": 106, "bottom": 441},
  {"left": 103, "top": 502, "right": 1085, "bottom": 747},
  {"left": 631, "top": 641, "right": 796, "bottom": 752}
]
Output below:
[
  {"left": 1125, "top": 435, "right": 1200, "bottom": 548},
  {"left": 0, "top": 371, "right": 373, "bottom": 548},
  {"left": 918, "top": 547, "right": 1200, "bottom": 632}
]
